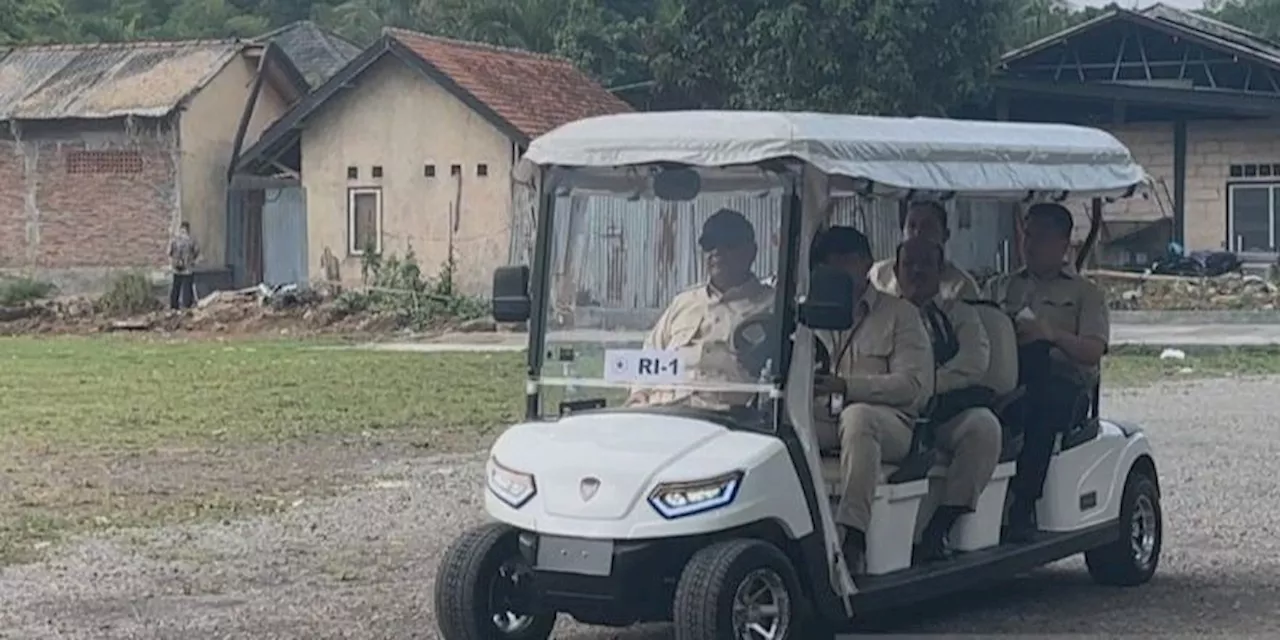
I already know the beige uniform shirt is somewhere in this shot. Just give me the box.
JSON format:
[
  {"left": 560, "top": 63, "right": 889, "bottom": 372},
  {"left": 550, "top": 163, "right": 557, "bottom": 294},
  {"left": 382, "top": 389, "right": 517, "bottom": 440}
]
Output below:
[
  {"left": 869, "top": 257, "right": 980, "bottom": 301},
  {"left": 982, "top": 266, "right": 1110, "bottom": 384},
  {"left": 923, "top": 297, "right": 991, "bottom": 394},
  {"left": 822, "top": 287, "right": 934, "bottom": 418},
  {"left": 630, "top": 278, "right": 774, "bottom": 408}
]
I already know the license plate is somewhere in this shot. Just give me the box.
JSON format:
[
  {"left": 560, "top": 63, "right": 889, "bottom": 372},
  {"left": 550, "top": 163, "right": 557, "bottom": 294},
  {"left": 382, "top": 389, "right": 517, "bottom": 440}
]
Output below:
[{"left": 535, "top": 535, "right": 614, "bottom": 576}]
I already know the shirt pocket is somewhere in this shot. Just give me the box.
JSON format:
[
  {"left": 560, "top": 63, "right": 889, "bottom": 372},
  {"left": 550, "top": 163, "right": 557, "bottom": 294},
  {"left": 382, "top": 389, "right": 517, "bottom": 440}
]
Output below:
[{"left": 849, "top": 332, "right": 893, "bottom": 376}]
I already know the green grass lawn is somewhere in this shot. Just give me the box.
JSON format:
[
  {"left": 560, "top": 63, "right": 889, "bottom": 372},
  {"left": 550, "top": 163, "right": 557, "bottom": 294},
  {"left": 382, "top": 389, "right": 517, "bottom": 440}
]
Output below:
[
  {"left": 0, "top": 336, "right": 525, "bottom": 563},
  {"left": 2, "top": 335, "right": 1279, "bottom": 564},
  {"left": 0, "top": 336, "right": 525, "bottom": 451}
]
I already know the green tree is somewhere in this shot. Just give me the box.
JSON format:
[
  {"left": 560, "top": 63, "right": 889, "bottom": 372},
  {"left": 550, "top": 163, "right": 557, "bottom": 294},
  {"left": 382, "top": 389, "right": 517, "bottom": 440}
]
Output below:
[
  {"left": 655, "top": 0, "right": 1012, "bottom": 116},
  {"left": 2, "top": 0, "right": 75, "bottom": 44}
]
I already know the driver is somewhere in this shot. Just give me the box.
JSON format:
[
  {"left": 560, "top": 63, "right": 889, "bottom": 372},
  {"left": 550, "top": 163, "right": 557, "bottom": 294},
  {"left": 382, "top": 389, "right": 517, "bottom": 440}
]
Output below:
[
  {"left": 810, "top": 226, "right": 933, "bottom": 572},
  {"left": 894, "top": 237, "right": 1002, "bottom": 563},
  {"left": 869, "top": 200, "right": 980, "bottom": 300},
  {"left": 982, "top": 202, "right": 1110, "bottom": 542},
  {"left": 624, "top": 208, "right": 774, "bottom": 409}
]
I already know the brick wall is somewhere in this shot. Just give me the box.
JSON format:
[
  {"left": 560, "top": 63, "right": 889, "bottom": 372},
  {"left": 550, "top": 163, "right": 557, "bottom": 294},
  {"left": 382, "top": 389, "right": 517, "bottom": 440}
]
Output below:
[{"left": 0, "top": 121, "right": 179, "bottom": 291}]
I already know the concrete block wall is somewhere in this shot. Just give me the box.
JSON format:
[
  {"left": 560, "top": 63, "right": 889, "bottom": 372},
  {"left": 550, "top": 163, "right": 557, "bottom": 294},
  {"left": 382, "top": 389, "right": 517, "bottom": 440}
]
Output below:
[
  {"left": 1106, "top": 122, "right": 1175, "bottom": 224},
  {"left": 1186, "top": 119, "right": 1280, "bottom": 252},
  {"left": 1102, "top": 119, "right": 1280, "bottom": 253}
]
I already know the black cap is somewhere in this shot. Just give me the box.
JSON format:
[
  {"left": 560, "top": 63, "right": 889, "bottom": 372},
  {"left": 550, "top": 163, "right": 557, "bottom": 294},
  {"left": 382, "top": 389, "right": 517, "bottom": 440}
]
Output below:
[{"left": 698, "top": 208, "right": 756, "bottom": 250}]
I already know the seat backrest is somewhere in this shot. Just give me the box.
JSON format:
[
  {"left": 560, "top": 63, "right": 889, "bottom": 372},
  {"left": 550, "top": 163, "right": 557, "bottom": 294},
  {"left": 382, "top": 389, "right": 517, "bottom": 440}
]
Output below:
[{"left": 964, "top": 299, "right": 1019, "bottom": 396}]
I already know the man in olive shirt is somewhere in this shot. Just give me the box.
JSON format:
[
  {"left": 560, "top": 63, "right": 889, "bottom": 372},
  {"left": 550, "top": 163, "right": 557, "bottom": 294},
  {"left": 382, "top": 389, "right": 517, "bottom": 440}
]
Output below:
[
  {"left": 625, "top": 209, "right": 773, "bottom": 409},
  {"left": 869, "top": 200, "right": 980, "bottom": 301},
  {"left": 894, "top": 237, "right": 1002, "bottom": 562},
  {"left": 811, "top": 226, "right": 934, "bottom": 571},
  {"left": 983, "top": 202, "right": 1110, "bottom": 541}
]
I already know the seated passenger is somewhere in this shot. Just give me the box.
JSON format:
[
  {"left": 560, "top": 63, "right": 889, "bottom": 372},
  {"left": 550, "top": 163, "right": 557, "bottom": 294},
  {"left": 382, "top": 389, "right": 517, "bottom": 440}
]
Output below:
[
  {"left": 810, "top": 226, "right": 933, "bottom": 572},
  {"left": 869, "top": 200, "right": 981, "bottom": 301},
  {"left": 625, "top": 208, "right": 773, "bottom": 408},
  {"left": 894, "top": 237, "right": 1002, "bottom": 563},
  {"left": 983, "top": 203, "right": 1110, "bottom": 542}
]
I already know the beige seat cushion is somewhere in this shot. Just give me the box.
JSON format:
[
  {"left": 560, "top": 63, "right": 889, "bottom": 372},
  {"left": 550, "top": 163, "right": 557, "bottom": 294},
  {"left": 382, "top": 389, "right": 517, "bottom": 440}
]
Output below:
[{"left": 969, "top": 302, "right": 1019, "bottom": 397}]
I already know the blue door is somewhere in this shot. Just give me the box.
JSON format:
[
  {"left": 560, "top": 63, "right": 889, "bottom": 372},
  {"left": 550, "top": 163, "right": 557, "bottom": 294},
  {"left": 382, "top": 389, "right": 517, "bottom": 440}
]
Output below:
[{"left": 262, "top": 187, "right": 309, "bottom": 287}]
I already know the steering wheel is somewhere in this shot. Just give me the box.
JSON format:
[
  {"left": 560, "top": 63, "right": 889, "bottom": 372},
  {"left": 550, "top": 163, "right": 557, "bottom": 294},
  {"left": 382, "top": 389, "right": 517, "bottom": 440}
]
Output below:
[
  {"left": 733, "top": 313, "right": 778, "bottom": 378},
  {"left": 733, "top": 313, "right": 835, "bottom": 378}
]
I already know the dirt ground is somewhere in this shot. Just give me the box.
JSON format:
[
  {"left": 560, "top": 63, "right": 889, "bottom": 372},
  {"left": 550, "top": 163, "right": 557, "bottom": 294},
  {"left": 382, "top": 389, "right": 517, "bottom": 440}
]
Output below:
[{"left": 4, "top": 376, "right": 1280, "bottom": 639}]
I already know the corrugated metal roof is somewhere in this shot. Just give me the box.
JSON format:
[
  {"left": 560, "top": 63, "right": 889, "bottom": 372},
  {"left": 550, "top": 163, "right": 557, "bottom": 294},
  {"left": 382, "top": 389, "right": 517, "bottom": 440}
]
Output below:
[
  {"left": 1140, "top": 3, "right": 1280, "bottom": 67},
  {"left": 1003, "top": 3, "right": 1280, "bottom": 70},
  {"left": 0, "top": 40, "right": 241, "bottom": 121},
  {"left": 256, "top": 21, "right": 361, "bottom": 87}
]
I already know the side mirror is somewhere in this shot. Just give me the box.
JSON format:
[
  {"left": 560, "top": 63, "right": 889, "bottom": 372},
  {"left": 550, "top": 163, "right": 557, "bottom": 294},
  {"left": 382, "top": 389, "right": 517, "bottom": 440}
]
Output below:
[
  {"left": 492, "top": 265, "right": 531, "bottom": 323},
  {"left": 798, "top": 265, "right": 854, "bottom": 331}
]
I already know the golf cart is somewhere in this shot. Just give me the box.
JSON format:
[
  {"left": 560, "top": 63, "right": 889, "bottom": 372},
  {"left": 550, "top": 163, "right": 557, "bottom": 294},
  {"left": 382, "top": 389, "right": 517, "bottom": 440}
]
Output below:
[{"left": 434, "top": 111, "right": 1162, "bottom": 639}]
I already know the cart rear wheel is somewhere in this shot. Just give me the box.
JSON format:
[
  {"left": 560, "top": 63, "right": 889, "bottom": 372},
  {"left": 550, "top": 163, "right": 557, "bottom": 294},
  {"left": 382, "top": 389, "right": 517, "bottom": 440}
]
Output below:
[
  {"left": 434, "top": 522, "right": 555, "bottom": 640},
  {"left": 1085, "top": 469, "right": 1162, "bottom": 586},
  {"left": 673, "top": 539, "right": 801, "bottom": 640}
]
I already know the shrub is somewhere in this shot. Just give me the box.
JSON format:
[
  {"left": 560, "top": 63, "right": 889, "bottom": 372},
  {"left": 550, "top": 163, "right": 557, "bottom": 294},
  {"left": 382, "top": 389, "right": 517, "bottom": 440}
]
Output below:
[
  {"left": 97, "top": 272, "right": 162, "bottom": 316},
  {"left": 340, "top": 245, "right": 490, "bottom": 330},
  {"left": 0, "top": 277, "right": 57, "bottom": 306}
]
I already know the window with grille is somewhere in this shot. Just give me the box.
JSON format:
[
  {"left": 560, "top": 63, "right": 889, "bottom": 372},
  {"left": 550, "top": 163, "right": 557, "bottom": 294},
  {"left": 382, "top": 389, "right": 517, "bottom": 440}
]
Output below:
[
  {"left": 66, "top": 150, "right": 144, "bottom": 175},
  {"left": 348, "top": 187, "right": 383, "bottom": 255}
]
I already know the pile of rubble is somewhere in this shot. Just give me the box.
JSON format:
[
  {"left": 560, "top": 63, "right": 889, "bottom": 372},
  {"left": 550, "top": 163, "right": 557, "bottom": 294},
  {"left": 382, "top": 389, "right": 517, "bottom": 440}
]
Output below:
[
  {"left": 0, "top": 282, "right": 510, "bottom": 337},
  {"left": 1089, "top": 270, "right": 1280, "bottom": 311}
]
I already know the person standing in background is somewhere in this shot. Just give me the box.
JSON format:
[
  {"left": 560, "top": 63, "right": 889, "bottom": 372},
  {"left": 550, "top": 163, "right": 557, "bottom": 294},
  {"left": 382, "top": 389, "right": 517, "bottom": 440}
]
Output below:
[{"left": 168, "top": 221, "right": 200, "bottom": 310}]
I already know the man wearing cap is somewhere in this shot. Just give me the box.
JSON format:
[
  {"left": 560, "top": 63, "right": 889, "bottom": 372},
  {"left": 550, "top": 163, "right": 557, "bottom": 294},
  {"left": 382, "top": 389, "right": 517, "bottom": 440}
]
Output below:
[
  {"left": 810, "top": 226, "right": 934, "bottom": 572},
  {"left": 983, "top": 202, "right": 1110, "bottom": 542},
  {"left": 625, "top": 209, "right": 774, "bottom": 409},
  {"left": 869, "top": 201, "right": 980, "bottom": 301}
]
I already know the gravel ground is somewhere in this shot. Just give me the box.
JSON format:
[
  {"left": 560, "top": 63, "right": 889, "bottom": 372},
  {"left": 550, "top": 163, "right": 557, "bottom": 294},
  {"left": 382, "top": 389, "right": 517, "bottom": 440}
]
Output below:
[{"left": 4, "top": 376, "right": 1280, "bottom": 638}]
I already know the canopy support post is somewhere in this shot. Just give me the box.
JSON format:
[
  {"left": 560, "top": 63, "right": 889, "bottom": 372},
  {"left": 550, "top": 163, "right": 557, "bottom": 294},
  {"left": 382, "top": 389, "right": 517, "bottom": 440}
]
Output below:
[
  {"left": 1173, "top": 117, "right": 1187, "bottom": 245},
  {"left": 1077, "top": 198, "right": 1104, "bottom": 271}
]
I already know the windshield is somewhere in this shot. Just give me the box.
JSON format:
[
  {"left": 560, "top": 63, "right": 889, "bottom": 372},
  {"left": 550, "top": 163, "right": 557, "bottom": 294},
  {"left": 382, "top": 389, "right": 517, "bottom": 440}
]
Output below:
[{"left": 534, "top": 168, "right": 788, "bottom": 421}]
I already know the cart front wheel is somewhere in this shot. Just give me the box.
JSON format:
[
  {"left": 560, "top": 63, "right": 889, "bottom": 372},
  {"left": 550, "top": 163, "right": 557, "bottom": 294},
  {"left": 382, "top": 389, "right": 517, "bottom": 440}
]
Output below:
[
  {"left": 1085, "top": 469, "right": 1162, "bottom": 586},
  {"left": 434, "top": 522, "right": 555, "bottom": 640},
  {"left": 673, "top": 538, "right": 801, "bottom": 640}
]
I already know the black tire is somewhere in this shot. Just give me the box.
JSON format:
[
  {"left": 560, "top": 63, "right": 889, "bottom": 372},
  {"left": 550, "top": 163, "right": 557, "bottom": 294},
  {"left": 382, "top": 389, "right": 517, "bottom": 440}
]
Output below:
[
  {"left": 672, "top": 539, "right": 803, "bottom": 640},
  {"left": 1085, "top": 470, "right": 1162, "bottom": 586},
  {"left": 434, "top": 522, "right": 555, "bottom": 640}
]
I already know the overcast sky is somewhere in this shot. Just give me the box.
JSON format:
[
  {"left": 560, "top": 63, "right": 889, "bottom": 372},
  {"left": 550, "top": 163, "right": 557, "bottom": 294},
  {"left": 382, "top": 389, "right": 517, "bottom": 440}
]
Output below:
[{"left": 1072, "top": 0, "right": 1205, "bottom": 8}]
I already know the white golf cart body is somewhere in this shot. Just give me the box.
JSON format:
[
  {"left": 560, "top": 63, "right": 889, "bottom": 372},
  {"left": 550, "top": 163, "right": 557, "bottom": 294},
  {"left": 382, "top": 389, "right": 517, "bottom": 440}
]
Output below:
[{"left": 442, "top": 111, "right": 1161, "bottom": 637}]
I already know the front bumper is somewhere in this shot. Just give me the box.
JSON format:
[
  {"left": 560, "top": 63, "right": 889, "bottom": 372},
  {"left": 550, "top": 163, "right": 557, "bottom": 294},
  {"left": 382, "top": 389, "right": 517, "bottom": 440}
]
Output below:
[{"left": 516, "top": 531, "right": 701, "bottom": 626}]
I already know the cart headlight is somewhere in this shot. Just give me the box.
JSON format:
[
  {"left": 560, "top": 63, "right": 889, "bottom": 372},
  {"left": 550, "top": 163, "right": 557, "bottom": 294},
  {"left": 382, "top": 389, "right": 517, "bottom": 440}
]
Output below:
[
  {"left": 648, "top": 471, "right": 744, "bottom": 519},
  {"left": 487, "top": 457, "right": 536, "bottom": 508}
]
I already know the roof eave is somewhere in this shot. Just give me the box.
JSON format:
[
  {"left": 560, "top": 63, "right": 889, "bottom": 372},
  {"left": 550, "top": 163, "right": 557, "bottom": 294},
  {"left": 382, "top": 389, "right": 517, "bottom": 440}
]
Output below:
[{"left": 234, "top": 35, "right": 396, "bottom": 174}]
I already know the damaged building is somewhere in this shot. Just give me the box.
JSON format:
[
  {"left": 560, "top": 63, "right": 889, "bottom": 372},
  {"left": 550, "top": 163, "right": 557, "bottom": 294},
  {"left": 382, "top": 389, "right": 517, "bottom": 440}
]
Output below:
[{"left": 0, "top": 38, "right": 309, "bottom": 294}]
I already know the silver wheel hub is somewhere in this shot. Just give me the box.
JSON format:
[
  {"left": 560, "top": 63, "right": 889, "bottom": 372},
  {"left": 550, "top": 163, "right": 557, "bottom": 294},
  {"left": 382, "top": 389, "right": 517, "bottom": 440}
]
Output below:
[
  {"left": 489, "top": 560, "right": 534, "bottom": 634},
  {"left": 731, "top": 568, "right": 791, "bottom": 640},
  {"left": 1130, "top": 493, "right": 1158, "bottom": 569}
]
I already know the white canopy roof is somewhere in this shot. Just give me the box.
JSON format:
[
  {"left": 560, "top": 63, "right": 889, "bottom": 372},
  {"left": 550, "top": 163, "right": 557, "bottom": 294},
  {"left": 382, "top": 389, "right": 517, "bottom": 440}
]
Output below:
[{"left": 519, "top": 111, "right": 1149, "bottom": 201}]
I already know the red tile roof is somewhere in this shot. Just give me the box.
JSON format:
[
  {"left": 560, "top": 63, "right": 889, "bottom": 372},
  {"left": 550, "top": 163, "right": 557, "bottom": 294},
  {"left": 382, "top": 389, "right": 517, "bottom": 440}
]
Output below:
[{"left": 387, "top": 28, "right": 632, "bottom": 140}]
